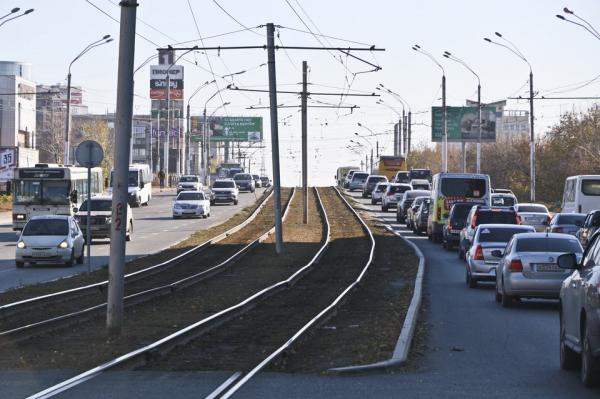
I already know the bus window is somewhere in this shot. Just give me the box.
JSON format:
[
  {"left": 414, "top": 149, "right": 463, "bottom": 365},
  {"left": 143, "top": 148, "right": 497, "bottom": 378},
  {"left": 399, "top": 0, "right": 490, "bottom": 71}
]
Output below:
[{"left": 441, "top": 178, "right": 486, "bottom": 198}]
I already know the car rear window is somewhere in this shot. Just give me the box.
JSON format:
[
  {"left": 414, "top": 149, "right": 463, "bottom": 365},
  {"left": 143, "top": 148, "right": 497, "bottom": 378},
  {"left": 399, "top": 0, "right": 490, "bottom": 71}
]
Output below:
[
  {"left": 389, "top": 185, "right": 411, "bottom": 194},
  {"left": 582, "top": 180, "right": 600, "bottom": 196},
  {"left": 478, "top": 227, "right": 531, "bottom": 243},
  {"left": 476, "top": 211, "right": 517, "bottom": 224},
  {"left": 23, "top": 219, "right": 69, "bottom": 236},
  {"left": 369, "top": 176, "right": 387, "bottom": 183},
  {"left": 450, "top": 204, "right": 474, "bottom": 220},
  {"left": 555, "top": 214, "right": 585, "bottom": 225},
  {"left": 353, "top": 173, "right": 369, "bottom": 180},
  {"left": 516, "top": 237, "right": 582, "bottom": 253},
  {"left": 441, "top": 178, "right": 487, "bottom": 198},
  {"left": 518, "top": 205, "right": 548, "bottom": 213},
  {"left": 491, "top": 196, "right": 516, "bottom": 207},
  {"left": 376, "top": 184, "right": 388, "bottom": 192},
  {"left": 234, "top": 174, "right": 251, "bottom": 180},
  {"left": 213, "top": 181, "right": 235, "bottom": 188}
]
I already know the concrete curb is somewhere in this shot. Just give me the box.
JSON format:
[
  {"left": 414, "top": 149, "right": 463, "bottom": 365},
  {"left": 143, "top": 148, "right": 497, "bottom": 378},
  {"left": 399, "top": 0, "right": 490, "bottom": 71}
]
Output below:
[{"left": 329, "top": 192, "right": 426, "bottom": 373}]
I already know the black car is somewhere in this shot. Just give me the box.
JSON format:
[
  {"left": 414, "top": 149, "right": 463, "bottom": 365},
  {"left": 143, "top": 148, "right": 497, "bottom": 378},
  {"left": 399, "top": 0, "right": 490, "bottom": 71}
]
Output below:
[
  {"left": 397, "top": 189, "right": 431, "bottom": 223},
  {"left": 578, "top": 210, "right": 600, "bottom": 248},
  {"left": 442, "top": 202, "right": 475, "bottom": 251}
]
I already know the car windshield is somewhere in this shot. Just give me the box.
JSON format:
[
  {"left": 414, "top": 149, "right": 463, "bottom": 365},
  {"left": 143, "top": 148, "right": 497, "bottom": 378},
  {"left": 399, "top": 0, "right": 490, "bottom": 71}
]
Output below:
[
  {"left": 213, "top": 181, "right": 235, "bottom": 188},
  {"left": 492, "top": 196, "right": 516, "bottom": 206},
  {"left": 582, "top": 179, "right": 600, "bottom": 196},
  {"left": 410, "top": 169, "right": 431, "bottom": 180},
  {"left": 518, "top": 205, "right": 548, "bottom": 213},
  {"left": 234, "top": 174, "right": 251, "bottom": 181},
  {"left": 179, "top": 176, "right": 198, "bottom": 182},
  {"left": 23, "top": 219, "right": 69, "bottom": 236},
  {"left": 556, "top": 214, "right": 585, "bottom": 226},
  {"left": 376, "top": 184, "right": 388, "bottom": 192},
  {"left": 441, "top": 178, "right": 486, "bottom": 198},
  {"left": 476, "top": 211, "right": 516, "bottom": 224},
  {"left": 80, "top": 199, "right": 112, "bottom": 212},
  {"left": 260, "top": 177, "right": 269, "bottom": 182},
  {"left": 389, "top": 185, "right": 410, "bottom": 194},
  {"left": 478, "top": 227, "right": 531, "bottom": 243},
  {"left": 177, "top": 192, "right": 205, "bottom": 201},
  {"left": 516, "top": 237, "right": 582, "bottom": 253}
]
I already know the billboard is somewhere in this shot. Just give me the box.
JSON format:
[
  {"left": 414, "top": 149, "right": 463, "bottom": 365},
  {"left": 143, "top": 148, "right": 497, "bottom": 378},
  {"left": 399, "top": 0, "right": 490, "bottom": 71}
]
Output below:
[
  {"left": 190, "top": 116, "right": 263, "bottom": 142},
  {"left": 149, "top": 65, "right": 184, "bottom": 100},
  {"left": 431, "top": 106, "right": 500, "bottom": 142}
]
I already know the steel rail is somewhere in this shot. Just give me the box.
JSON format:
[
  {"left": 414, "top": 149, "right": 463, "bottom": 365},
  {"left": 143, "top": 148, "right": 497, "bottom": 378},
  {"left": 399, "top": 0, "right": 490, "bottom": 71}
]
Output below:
[
  {"left": 0, "top": 188, "right": 275, "bottom": 319},
  {"left": 27, "top": 187, "right": 329, "bottom": 399}
]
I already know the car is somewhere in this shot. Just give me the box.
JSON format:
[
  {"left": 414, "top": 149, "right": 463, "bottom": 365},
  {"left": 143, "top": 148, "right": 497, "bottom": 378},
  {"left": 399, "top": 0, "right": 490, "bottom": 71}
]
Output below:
[
  {"left": 233, "top": 173, "right": 255, "bottom": 192},
  {"left": 260, "top": 176, "right": 272, "bottom": 187},
  {"left": 362, "top": 175, "right": 388, "bottom": 198},
  {"left": 442, "top": 202, "right": 475, "bottom": 251},
  {"left": 548, "top": 213, "right": 586, "bottom": 236},
  {"left": 458, "top": 205, "right": 520, "bottom": 259},
  {"left": 176, "top": 175, "right": 203, "bottom": 194},
  {"left": 382, "top": 183, "right": 411, "bottom": 212},
  {"left": 397, "top": 190, "right": 431, "bottom": 223},
  {"left": 348, "top": 171, "right": 369, "bottom": 192},
  {"left": 495, "top": 232, "right": 583, "bottom": 307},
  {"left": 413, "top": 197, "right": 432, "bottom": 235},
  {"left": 406, "top": 196, "right": 429, "bottom": 229},
  {"left": 465, "top": 224, "right": 535, "bottom": 288},
  {"left": 557, "top": 231, "right": 600, "bottom": 386},
  {"left": 491, "top": 193, "right": 518, "bottom": 208},
  {"left": 492, "top": 188, "right": 515, "bottom": 195},
  {"left": 15, "top": 215, "right": 85, "bottom": 268},
  {"left": 578, "top": 210, "right": 600, "bottom": 248},
  {"left": 172, "top": 190, "right": 211, "bottom": 219},
  {"left": 409, "top": 179, "right": 431, "bottom": 190},
  {"left": 252, "top": 174, "right": 262, "bottom": 188},
  {"left": 75, "top": 195, "right": 133, "bottom": 242},
  {"left": 393, "top": 171, "right": 410, "bottom": 184},
  {"left": 344, "top": 169, "right": 360, "bottom": 189},
  {"left": 514, "top": 203, "right": 551, "bottom": 232},
  {"left": 371, "top": 182, "right": 388, "bottom": 205},
  {"left": 210, "top": 179, "right": 239, "bottom": 205}
]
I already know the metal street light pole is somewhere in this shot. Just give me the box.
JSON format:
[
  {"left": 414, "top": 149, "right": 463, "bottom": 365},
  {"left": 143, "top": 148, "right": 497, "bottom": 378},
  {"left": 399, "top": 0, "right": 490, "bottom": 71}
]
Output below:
[
  {"left": 557, "top": 8, "right": 600, "bottom": 41},
  {"left": 354, "top": 130, "right": 374, "bottom": 173},
  {"left": 378, "top": 84, "right": 412, "bottom": 156},
  {"left": 187, "top": 80, "right": 216, "bottom": 174},
  {"left": 375, "top": 98, "right": 402, "bottom": 156}
]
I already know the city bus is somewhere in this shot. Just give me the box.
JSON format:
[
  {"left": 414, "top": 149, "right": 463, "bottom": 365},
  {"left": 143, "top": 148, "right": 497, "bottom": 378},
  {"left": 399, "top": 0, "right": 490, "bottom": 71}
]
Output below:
[
  {"left": 109, "top": 164, "right": 152, "bottom": 207},
  {"left": 12, "top": 164, "right": 103, "bottom": 230}
]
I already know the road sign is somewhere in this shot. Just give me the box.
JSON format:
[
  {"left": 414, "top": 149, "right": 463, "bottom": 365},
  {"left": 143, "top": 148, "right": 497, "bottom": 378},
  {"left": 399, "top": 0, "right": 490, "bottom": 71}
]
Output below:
[{"left": 75, "top": 140, "right": 104, "bottom": 168}]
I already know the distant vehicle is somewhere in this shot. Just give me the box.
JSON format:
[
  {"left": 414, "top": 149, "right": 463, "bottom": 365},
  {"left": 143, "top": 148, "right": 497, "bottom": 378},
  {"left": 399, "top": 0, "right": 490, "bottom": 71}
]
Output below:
[
  {"left": 12, "top": 164, "right": 103, "bottom": 230},
  {"left": 371, "top": 182, "right": 388, "bottom": 205},
  {"left": 228, "top": 167, "right": 243, "bottom": 178},
  {"left": 260, "top": 176, "right": 272, "bottom": 187},
  {"left": 75, "top": 195, "right": 133, "bottom": 242},
  {"left": 465, "top": 224, "right": 535, "bottom": 288},
  {"left": 492, "top": 188, "right": 515, "bottom": 195},
  {"left": 397, "top": 189, "right": 431, "bottom": 223},
  {"left": 409, "top": 168, "right": 432, "bottom": 182},
  {"left": 211, "top": 179, "right": 239, "bottom": 205},
  {"left": 428, "top": 173, "right": 491, "bottom": 243},
  {"left": 15, "top": 215, "right": 85, "bottom": 268},
  {"left": 233, "top": 173, "right": 255, "bottom": 192},
  {"left": 109, "top": 163, "right": 152, "bottom": 207},
  {"left": 548, "top": 213, "right": 585, "bottom": 236},
  {"left": 491, "top": 193, "right": 517, "bottom": 208},
  {"left": 336, "top": 166, "right": 359, "bottom": 187},
  {"left": 577, "top": 210, "right": 600, "bottom": 248},
  {"left": 217, "top": 162, "right": 242, "bottom": 179},
  {"left": 362, "top": 175, "right": 388, "bottom": 198},
  {"left": 409, "top": 179, "right": 431, "bottom": 190},
  {"left": 514, "top": 203, "right": 551, "bottom": 232},
  {"left": 393, "top": 171, "right": 410, "bottom": 184},
  {"left": 252, "top": 174, "right": 262, "bottom": 188},
  {"left": 378, "top": 156, "right": 405, "bottom": 181},
  {"left": 406, "top": 196, "right": 429, "bottom": 230},
  {"left": 382, "top": 183, "right": 411, "bottom": 212},
  {"left": 562, "top": 175, "right": 600, "bottom": 214},
  {"left": 176, "top": 175, "right": 203, "bottom": 194},
  {"left": 442, "top": 202, "right": 475, "bottom": 251},
  {"left": 343, "top": 170, "right": 361, "bottom": 189},
  {"left": 172, "top": 190, "right": 211, "bottom": 219},
  {"left": 557, "top": 232, "right": 600, "bottom": 386},
  {"left": 412, "top": 197, "right": 432, "bottom": 235},
  {"left": 348, "top": 172, "right": 369, "bottom": 192},
  {"left": 495, "top": 233, "right": 583, "bottom": 307}
]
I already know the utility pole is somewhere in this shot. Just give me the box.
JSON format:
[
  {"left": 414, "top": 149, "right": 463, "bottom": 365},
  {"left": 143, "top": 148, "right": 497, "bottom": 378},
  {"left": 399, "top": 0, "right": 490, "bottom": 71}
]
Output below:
[
  {"left": 156, "top": 110, "right": 160, "bottom": 173},
  {"left": 402, "top": 110, "right": 407, "bottom": 157},
  {"left": 442, "top": 74, "right": 448, "bottom": 172},
  {"left": 165, "top": 73, "right": 170, "bottom": 186},
  {"left": 64, "top": 73, "right": 72, "bottom": 164},
  {"left": 529, "top": 71, "right": 535, "bottom": 201},
  {"left": 186, "top": 103, "right": 190, "bottom": 175},
  {"left": 301, "top": 61, "right": 308, "bottom": 224},
  {"left": 408, "top": 111, "right": 412, "bottom": 155},
  {"left": 267, "top": 23, "right": 283, "bottom": 254},
  {"left": 107, "top": 0, "right": 137, "bottom": 338},
  {"left": 477, "top": 83, "right": 481, "bottom": 174}
]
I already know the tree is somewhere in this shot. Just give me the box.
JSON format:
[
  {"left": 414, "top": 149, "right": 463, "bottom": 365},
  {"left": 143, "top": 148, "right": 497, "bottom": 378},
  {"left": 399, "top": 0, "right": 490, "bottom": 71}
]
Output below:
[{"left": 72, "top": 117, "right": 114, "bottom": 181}]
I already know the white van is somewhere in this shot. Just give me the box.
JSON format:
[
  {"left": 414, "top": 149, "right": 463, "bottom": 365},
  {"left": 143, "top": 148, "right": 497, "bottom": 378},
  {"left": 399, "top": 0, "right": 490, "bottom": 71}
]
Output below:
[
  {"left": 109, "top": 164, "right": 152, "bottom": 207},
  {"left": 561, "top": 175, "right": 600, "bottom": 214}
]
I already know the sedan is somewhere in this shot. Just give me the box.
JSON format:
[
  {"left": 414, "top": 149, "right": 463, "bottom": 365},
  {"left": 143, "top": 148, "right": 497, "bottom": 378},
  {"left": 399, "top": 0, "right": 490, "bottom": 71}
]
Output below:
[
  {"left": 548, "top": 212, "right": 585, "bottom": 236},
  {"left": 495, "top": 232, "right": 583, "bottom": 307},
  {"left": 514, "top": 203, "right": 551, "bottom": 232},
  {"left": 172, "top": 191, "right": 211, "bottom": 219},
  {"left": 15, "top": 215, "right": 85, "bottom": 268},
  {"left": 465, "top": 224, "right": 535, "bottom": 288}
]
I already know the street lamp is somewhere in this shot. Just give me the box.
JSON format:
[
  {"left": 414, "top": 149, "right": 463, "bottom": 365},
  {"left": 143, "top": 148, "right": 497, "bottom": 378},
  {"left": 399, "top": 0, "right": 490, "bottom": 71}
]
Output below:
[
  {"left": 0, "top": 7, "right": 33, "bottom": 28},
  {"left": 186, "top": 79, "right": 216, "bottom": 174},
  {"left": 484, "top": 32, "right": 535, "bottom": 201},
  {"left": 556, "top": 7, "right": 600, "bottom": 40},
  {"left": 64, "top": 35, "right": 113, "bottom": 164},
  {"left": 355, "top": 128, "right": 375, "bottom": 173},
  {"left": 412, "top": 44, "right": 447, "bottom": 172},
  {"left": 377, "top": 84, "right": 412, "bottom": 156},
  {"left": 443, "top": 51, "right": 481, "bottom": 174}
]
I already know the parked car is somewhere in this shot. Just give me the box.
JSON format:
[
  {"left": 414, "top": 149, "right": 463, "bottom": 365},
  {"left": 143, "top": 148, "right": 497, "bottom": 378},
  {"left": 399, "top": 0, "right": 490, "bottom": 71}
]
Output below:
[
  {"left": 578, "top": 210, "right": 600, "bottom": 248},
  {"left": 495, "top": 233, "right": 583, "bottom": 307},
  {"left": 233, "top": 173, "right": 255, "bottom": 192},
  {"left": 348, "top": 171, "right": 370, "bottom": 192},
  {"left": 406, "top": 196, "right": 429, "bottom": 229},
  {"left": 458, "top": 205, "right": 520, "bottom": 259},
  {"left": 176, "top": 175, "right": 203, "bottom": 194},
  {"left": 514, "top": 203, "right": 551, "bottom": 232},
  {"left": 371, "top": 182, "right": 389, "bottom": 205},
  {"left": 442, "top": 202, "right": 475, "bottom": 251},
  {"left": 409, "top": 179, "right": 431, "bottom": 190},
  {"left": 491, "top": 193, "right": 518, "bottom": 208},
  {"left": 557, "top": 231, "right": 600, "bottom": 386},
  {"left": 465, "top": 224, "right": 535, "bottom": 288},
  {"left": 393, "top": 171, "right": 410, "bottom": 184},
  {"left": 15, "top": 215, "right": 85, "bottom": 268},
  {"left": 397, "top": 189, "right": 431, "bottom": 223},
  {"left": 413, "top": 197, "right": 432, "bottom": 235},
  {"left": 362, "top": 175, "right": 388, "bottom": 198},
  {"left": 260, "top": 176, "right": 272, "bottom": 187},
  {"left": 75, "top": 195, "right": 133, "bottom": 242},
  {"left": 211, "top": 179, "right": 239, "bottom": 205},
  {"left": 252, "top": 174, "right": 262, "bottom": 188},
  {"left": 173, "top": 190, "right": 211, "bottom": 219},
  {"left": 548, "top": 213, "right": 586, "bottom": 236},
  {"left": 382, "top": 183, "right": 411, "bottom": 212}
]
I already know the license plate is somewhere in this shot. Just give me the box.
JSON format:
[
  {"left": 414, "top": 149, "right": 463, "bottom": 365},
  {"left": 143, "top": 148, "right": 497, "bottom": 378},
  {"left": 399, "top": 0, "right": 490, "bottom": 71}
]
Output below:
[
  {"left": 184, "top": 211, "right": 196, "bottom": 214},
  {"left": 451, "top": 229, "right": 461, "bottom": 234},
  {"left": 533, "top": 263, "right": 561, "bottom": 272},
  {"left": 32, "top": 251, "right": 51, "bottom": 258}
]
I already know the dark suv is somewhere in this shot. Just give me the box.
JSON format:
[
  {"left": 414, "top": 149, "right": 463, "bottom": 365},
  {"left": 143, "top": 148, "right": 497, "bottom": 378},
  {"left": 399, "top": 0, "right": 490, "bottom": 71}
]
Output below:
[
  {"left": 442, "top": 202, "right": 475, "bottom": 251},
  {"left": 458, "top": 205, "right": 520, "bottom": 259}
]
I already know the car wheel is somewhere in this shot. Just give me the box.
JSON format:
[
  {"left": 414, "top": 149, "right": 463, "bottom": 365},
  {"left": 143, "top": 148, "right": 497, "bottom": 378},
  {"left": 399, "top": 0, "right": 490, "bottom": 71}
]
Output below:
[
  {"left": 458, "top": 246, "right": 465, "bottom": 260},
  {"left": 210, "top": 200, "right": 215, "bottom": 206},
  {"left": 15, "top": 260, "right": 24, "bottom": 268},
  {"left": 467, "top": 267, "right": 477, "bottom": 288},
  {"left": 65, "top": 250, "right": 75, "bottom": 267},
  {"left": 76, "top": 246, "right": 85, "bottom": 264},
  {"left": 234, "top": 200, "right": 239, "bottom": 205},
  {"left": 446, "top": 242, "right": 454, "bottom": 251},
  {"left": 495, "top": 289, "right": 502, "bottom": 303},
  {"left": 560, "top": 311, "right": 580, "bottom": 370},
  {"left": 501, "top": 284, "right": 513, "bottom": 308},
  {"left": 581, "top": 321, "right": 600, "bottom": 387}
]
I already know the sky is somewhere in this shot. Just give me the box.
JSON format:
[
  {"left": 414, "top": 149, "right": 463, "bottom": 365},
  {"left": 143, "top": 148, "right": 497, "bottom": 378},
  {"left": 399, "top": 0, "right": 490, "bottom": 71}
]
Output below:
[{"left": 4, "top": 0, "right": 600, "bottom": 185}]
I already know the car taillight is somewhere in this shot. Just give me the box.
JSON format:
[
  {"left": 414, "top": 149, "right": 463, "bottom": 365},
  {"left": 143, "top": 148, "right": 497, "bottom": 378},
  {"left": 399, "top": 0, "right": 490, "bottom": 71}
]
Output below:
[
  {"left": 508, "top": 259, "right": 523, "bottom": 272},
  {"left": 471, "top": 212, "right": 478, "bottom": 228},
  {"left": 474, "top": 245, "right": 484, "bottom": 260},
  {"left": 546, "top": 216, "right": 552, "bottom": 225},
  {"left": 448, "top": 223, "right": 453, "bottom": 230}
]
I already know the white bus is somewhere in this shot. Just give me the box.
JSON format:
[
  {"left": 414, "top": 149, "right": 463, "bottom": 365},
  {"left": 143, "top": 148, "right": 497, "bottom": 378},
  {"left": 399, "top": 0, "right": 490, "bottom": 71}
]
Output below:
[
  {"left": 562, "top": 175, "right": 600, "bottom": 214},
  {"left": 109, "top": 164, "right": 152, "bottom": 207},
  {"left": 12, "top": 164, "right": 103, "bottom": 230}
]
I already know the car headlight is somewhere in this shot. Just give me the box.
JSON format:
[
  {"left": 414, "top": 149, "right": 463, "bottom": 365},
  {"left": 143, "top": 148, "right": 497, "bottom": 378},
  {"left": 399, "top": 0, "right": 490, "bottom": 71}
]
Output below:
[
  {"left": 58, "top": 240, "right": 68, "bottom": 249},
  {"left": 174, "top": 203, "right": 181, "bottom": 209},
  {"left": 17, "top": 241, "right": 25, "bottom": 249}
]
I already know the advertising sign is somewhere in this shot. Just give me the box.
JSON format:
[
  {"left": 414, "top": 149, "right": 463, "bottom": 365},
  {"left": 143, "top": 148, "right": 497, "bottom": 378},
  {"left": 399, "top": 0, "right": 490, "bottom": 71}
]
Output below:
[
  {"left": 0, "top": 148, "right": 15, "bottom": 170},
  {"left": 149, "top": 64, "right": 184, "bottom": 100},
  {"left": 190, "top": 116, "right": 263, "bottom": 142},
  {"left": 431, "top": 106, "right": 499, "bottom": 142}
]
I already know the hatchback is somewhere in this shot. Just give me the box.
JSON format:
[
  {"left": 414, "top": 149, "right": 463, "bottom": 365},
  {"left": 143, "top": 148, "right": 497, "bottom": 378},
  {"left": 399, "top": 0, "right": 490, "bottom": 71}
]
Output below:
[
  {"left": 442, "top": 202, "right": 474, "bottom": 251},
  {"left": 514, "top": 203, "right": 551, "bottom": 232},
  {"left": 397, "top": 189, "right": 431, "bottom": 223},
  {"left": 349, "top": 172, "right": 369, "bottom": 191}
]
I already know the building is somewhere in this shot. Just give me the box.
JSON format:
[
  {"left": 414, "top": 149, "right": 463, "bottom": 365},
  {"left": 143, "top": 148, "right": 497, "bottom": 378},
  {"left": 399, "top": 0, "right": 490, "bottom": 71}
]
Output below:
[{"left": 466, "top": 99, "right": 529, "bottom": 140}]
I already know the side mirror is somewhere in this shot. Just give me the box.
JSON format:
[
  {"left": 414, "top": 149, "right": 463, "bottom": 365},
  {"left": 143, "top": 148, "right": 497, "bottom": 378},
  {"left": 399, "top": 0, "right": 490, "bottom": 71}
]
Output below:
[
  {"left": 557, "top": 253, "right": 579, "bottom": 270},
  {"left": 70, "top": 190, "right": 78, "bottom": 203},
  {"left": 491, "top": 250, "right": 503, "bottom": 258}
]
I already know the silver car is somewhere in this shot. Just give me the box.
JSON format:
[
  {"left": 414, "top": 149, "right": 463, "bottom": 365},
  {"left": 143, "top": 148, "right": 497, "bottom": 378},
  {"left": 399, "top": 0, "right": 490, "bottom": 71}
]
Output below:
[
  {"left": 495, "top": 232, "right": 583, "bottom": 307},
  {"left": 348, "top": 172, "right": 369, "bottom": 192},
  {"left": 465, "top": 224, "right": 535, "bottom": 288},
  {"left": 548, "top": 213, "right": 586, "bottom": 236},
  {"left": 371, "top": 182, "right": 388, "bottom": 205},
  {"left": 515, "top": 203, "right": 551, "bottom": 232}
]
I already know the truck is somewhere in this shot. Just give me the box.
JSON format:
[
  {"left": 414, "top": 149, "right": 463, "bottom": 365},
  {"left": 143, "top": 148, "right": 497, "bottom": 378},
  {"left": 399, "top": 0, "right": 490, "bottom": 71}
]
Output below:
[{"left": 377, "top": 156, "right": 405, "bottom": 181}]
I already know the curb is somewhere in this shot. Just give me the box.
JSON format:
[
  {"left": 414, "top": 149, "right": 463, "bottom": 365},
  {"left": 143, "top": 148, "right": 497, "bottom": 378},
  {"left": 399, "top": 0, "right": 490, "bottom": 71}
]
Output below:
[{"left": 329, "top": 192, "right": 426, "bottom": 373}]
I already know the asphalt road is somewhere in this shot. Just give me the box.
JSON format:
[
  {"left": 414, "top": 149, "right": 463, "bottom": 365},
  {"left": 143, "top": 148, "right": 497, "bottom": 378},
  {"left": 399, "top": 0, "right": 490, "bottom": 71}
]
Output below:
[
  {"left": 2, "top": 188, "right": 598, "bottom": 398},
  {"left": 0, "top": 187, "right": 265, "bottom": 293}
]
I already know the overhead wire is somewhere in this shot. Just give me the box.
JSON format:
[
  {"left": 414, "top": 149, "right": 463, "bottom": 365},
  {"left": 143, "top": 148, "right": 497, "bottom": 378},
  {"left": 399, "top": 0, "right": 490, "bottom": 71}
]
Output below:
[{"left": 212, "top": 0, "right": 263, "bottom": 37}]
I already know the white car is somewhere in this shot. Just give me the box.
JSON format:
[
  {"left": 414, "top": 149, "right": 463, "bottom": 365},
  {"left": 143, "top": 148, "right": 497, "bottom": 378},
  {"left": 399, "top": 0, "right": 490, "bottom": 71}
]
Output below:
[
  {"left": 15, "top": 215, "right": 85, "bottom": 268},
  {"left": 409, "top": 179, "right": 431, "bottom": 190},
  {"left": 173, "top": 190, "right": 211, "bottom": 219},
  {"left": 371, "top": 182, "right": 389, "bottom": 205},
  {"left": 515, "top": 203, "right": 551, "bottom": 232},
  {"left": 177, "top": 175, "right": 203, "bottom": 194},
  {"left": 211, "top": 179, "right": 239, "bottom": 205}
]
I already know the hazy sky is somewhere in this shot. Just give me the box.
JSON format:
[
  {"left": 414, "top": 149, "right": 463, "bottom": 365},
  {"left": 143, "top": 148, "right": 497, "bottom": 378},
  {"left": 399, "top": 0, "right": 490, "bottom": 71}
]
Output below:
[{"left": 4, "top": 0, "right": 600, "bottom": 185}]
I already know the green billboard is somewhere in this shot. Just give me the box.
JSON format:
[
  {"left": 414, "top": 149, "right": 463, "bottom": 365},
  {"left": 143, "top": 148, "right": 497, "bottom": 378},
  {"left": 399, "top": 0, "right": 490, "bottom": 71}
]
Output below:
[
  {"left": 431, "top": 106, "right": 498, "bottom": 142},
  {"left": 190, "top": 116, "right": 263, "bottom": 142}
]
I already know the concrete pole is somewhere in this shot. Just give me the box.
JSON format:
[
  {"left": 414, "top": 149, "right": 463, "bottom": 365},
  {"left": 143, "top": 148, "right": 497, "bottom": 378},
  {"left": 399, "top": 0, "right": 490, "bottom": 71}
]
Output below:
[
  {"left": 442, "top": 74, "right": 448, "bottom": 172},
  {"left": 529, "top": 71, "right": 535, "bottom": 202},
  {"left": 186, "top": 103, "right": 190, "bottom": 174},
  {"left": 370, "top": 147, "right": 373, "bottom": 173},
  {"left": 156, "top": 110, "right": 160, "bottom": 173},
  {"left": 203, "top": 107, "right": 208, "bottom": 186},
  {"left": 461, "top": 142, "right": 466, "bottom": 172},
  {"left": 408, "top": 111, "right": 412, "bottom": 154},
  {"left": 402, "top": 110, "right": 407, "bottom": 157},
  {"left": 64, "top": 72, "right": 72, "bottom": 164},
  {"left": 267, "top": 23, "right": 283, "bottom": 253},
  {"left": 476, "top": 83, "right": 481, "bottom": 174},
  {"left": 107, "top": 0, "right": 137, "bottom": 338},
  {"left": 165, "top": 74, "right": 170, "bottom": 185},
  {"left": 301, "top": 61, "right": 308, "bottom": 224}
]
